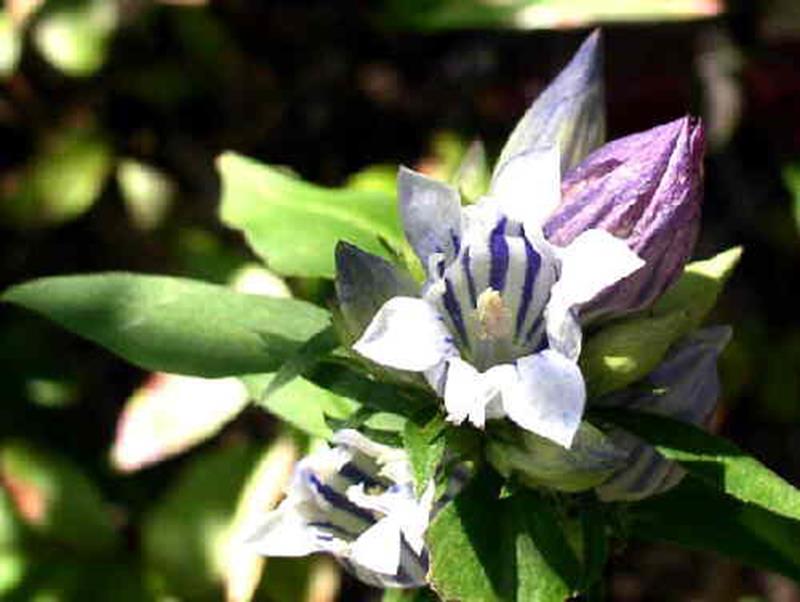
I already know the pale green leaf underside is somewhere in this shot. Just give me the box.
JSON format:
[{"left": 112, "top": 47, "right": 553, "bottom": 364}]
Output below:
[{"left": 218, "top": 152, "right": 406, "bottom": 278}]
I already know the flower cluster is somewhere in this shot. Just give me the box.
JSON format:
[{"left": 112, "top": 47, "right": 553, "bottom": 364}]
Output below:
[{"left": 249, "top": 31, "right": 729, "bottom": 589}]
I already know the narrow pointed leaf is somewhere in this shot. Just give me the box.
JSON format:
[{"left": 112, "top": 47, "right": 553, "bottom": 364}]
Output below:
[
  {"left": 402, "top": 411, "right": 446, "bottom": 496},
  {"left": 2, "top": 273, "right": 330, "bottom": 377}
]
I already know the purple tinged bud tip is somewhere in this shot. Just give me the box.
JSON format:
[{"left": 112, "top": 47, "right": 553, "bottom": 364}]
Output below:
[{"left": 544, "top": 116, "right": 705, "bottom": 320}]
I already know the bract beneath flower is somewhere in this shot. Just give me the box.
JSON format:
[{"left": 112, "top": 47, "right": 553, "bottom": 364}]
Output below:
[
  {"left": 245, "top": 429, "right": 433, "bottom": 589},
  {"left": 354, "top": 147, "right": 643, "bottom": 448}
]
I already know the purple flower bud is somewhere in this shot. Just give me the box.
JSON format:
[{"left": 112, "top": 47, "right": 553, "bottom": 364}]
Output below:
[{"left": 544, "top": 116, "right": 705, "bottom": 320}]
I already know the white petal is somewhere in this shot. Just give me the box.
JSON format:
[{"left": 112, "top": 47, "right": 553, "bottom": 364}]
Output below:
[
  {"left": 545, "top": 228, "right": 643, "bottom": 360},
  {"left": 489, "top": 147, "right": 561, "bottom": 230},
  {"left": 349, "top": 516, "right": 403, "bottom": 576},
  {"left": 444, "top": 359, "right": 516, "bottom": 428},
  {"left": 443, "top": 357, "right": 481, "bottom": 425},
  {"left": 245, "top": 508, "right": 326, "bottom": 557},
  {"left": 552, "top": 228, "right": 644, "bottom": 308},
  {"left": 502, "top": 350, "right": 586, "bottom": 448},
  {"left": 400, "top": 483, "right": 435, "bottom": 556},
  {"left": 353, "top": 297, "right": 455, "bottom": 372}
]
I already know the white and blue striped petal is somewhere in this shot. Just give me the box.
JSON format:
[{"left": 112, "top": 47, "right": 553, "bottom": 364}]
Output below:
[
  {"left": 398, "top": 166, "right": 462, "bottom": 276},
  {"left": 353, "top": 296, "right": 457, "bottom": 372},
  {"left": 493, "top": 30, "right": 605, "bottom": 176},
  {"left": 246, "top": 429, "right": 432, "bottom": 589}
]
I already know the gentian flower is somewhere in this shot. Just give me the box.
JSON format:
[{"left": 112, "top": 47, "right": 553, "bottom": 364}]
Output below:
[
  {"left": 351, "top": 151, "right": 643, "bottom": 448},
  {"left": 595, "top": 326, "right": 731, "bottom": 501},
  {"left": 337, "top": 31, "right": 705, "bottom": 452},
  {"left": 246, "top": 429, "right": 433, "bottom": 589}
]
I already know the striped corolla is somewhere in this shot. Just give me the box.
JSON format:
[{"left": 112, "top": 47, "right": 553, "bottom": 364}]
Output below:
[
  {"left": 352, "top": 149, "right": 644, "bottom": 448},
  {"left": 247, "top": 429, "right": 432, "bottom": 589}
]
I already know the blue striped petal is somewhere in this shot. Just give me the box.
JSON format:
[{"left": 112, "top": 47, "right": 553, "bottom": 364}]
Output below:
[
  {"left": 493, "top": 30, "right": 605, "bottom": 176},
  {"left": 398, "top": 166, "right": 462, "bottom": 275}
]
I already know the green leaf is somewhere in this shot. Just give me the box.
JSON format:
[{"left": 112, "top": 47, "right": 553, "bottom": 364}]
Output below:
[
  {"left": 580, "top": 311, "right": 687, "bottom": 397},
  {"left": 427, "top": 469, "right": 580, "bottom": 602},
  {"left": 260, "top": 326, "right": 340, "bottom": 401},
  {"left": 2, "top": 273, "right": 330, "bottom": 378},
  {"left": 580, "top": 247, "right": 742, "bottom": 396},
  {"left": 242, "top": 373, "right": 358, "bottom": 439},
  {"left": 622, "top": 476, "right": 800, "bottom": 580},
  {"left": 594, "top": 408, "right": 800, "bottom": 522},
  {"left": 218, "top": 152, "right": 406, "bottom": 278},
  {"left": 306, "top": 361, "right": 432, "bottom": 418},
  {"left": 403, "top": 411, "right": 446, "bottom": 496},
  {"left": 651, "top": 246, "right": 742, "bottom": 331},
  {"left": 142, "top": 441, "right": 260, "bottom": 600},
  {"left": 0, "top": 442, "right": 118, "bottom": 555}
]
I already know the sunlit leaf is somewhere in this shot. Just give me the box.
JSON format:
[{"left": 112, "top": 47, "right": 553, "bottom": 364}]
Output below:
[
  {"left": 111, "top": 373, "right": 250, "bottom": 472},
  {"left": 2, "top": 273, "right": 331, "bottom": 377},
  {"left": 403, "top": 411, "right": 446, "bottom": 496},
  {"left": 218, "top": 152, "right": 406, "bottom": 278},
  {"left": 0, "top": 442, "right": 118, "bottom": 555},
  {"left": 580, "top": 311, "right": 688, "bottom": 397},
  {"left": 345, "top": 164, "right": 397, "bottom": 196},
  {"left": 651, "top": 246, "right": 742, "bottom": 331},
  {"left": 242, "top": 373, "right": 358, "bottom": 439}
]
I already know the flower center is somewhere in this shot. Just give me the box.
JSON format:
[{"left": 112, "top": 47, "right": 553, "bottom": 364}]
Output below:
[{"left": 475, "top": 288, "right": 512, "bottom": 340}]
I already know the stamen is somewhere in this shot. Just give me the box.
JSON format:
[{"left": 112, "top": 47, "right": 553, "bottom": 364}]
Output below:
[{"left": 475, "top": 288, "right": 512, "bottom": 340}]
